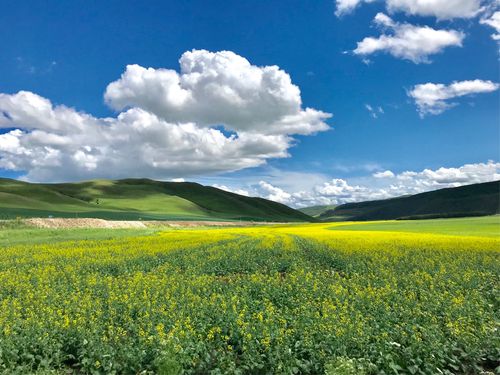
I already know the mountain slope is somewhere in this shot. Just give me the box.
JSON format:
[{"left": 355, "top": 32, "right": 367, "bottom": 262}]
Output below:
[
  {"left": 318, "top": 180, "right": 500, "bottom": 221},
  {"left": 299, "top": 205, "right": 337, "bottom": 217},
  {"left": 0, "top": 178, "right": 313, "bottom": 222}
]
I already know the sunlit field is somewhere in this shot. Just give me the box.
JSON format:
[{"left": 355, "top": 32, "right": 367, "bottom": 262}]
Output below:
[{"left": 0, "top": 218, "right": 499, "bottom": 374}]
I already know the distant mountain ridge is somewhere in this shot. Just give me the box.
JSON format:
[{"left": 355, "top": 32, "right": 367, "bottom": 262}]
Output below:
[
  {"left": 298, "top": 205, "right": 337, "bottom": 217},
  {"left": 0, "top": 178, "right": 313, "bottom": 222},
  {"left": 318, "top": 180, "right": 500, "bottom": 221}
]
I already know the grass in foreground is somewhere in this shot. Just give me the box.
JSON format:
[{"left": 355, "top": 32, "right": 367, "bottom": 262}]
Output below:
[
  {"left": 0, "top": 227, "right": 161, "bottom": 247},
  {"left": 0, "top": 220, "right": 498, "bottom": 374},
  {"left": 328, "top": 215, "right": 500, "bottom": 237}
]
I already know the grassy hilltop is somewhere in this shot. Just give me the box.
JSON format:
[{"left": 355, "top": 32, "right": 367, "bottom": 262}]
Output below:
[
  {"left": 0, "top": 178, "right": 313, "bottom": 222},
  {"left": 298, "top": 205, "right": 337, "bottom": 217}
]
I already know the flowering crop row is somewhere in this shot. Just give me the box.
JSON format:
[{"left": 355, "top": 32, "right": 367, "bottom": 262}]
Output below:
[{"left": 0, "top": 224, "right": 498, "bottom": 374}]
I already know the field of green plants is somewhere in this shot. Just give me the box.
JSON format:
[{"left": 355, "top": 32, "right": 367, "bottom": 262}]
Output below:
[{"left": 0, "top": 220, "right": 498, "bottom": 374}]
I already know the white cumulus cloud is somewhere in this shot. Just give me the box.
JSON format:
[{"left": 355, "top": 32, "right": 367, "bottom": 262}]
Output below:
[
  {"left": 0, "top": 50, "right": 331, "bottom": 182},
  {"left": 408, "top": 79, "right": 499, "bottom": 116},
  {"left": 335, "top": 0, "right": 375, "bottom": 16},
  {"left": 258, "top": 181, "right": 292, "bottom": 204},
  {"left": 373, "top": 170, "right": 395, "bottom": 178},
  {"left": 397, "top": 161, "right": 500, "bottom": 185},
  {"left": 247, "top": 161, "right": 500, "bottom": 207},
  {"left": 353, "top": 13, "right": 464, "bottom": 63},
  {"left": 212, "top": 184, "right": 250, "bottom": 197},
  {"left": 104, "top": 50, "right": 331, "bottom": 136},
  {"left": 386, "top": 0, "right": 484, "bottom": 19},
  {"left": 336, "top": 0, "right": 485, "bottom": 19}
]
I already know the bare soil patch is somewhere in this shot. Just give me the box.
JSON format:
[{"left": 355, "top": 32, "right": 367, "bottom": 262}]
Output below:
[{"left": 22, "top": 218, "right": 275, "bottom": 229}]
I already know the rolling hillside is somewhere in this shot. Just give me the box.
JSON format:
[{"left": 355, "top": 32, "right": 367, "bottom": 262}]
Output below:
[
  {"left": 0, "top": 178, "right": 313, "bottom": 222},
  {"left": 298, "top": 205, "right": 337, "bottom": 217},
  {"left": 318, "top": 180, "right": 500, "bottom": 221}
]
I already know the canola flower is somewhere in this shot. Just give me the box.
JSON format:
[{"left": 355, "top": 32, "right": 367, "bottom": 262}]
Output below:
[{"left": 0, "top": 223, "right": 498, "bottom": 374}]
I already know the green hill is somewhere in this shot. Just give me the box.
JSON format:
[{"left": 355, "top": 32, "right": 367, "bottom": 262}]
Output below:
[
  {"left": 318, "top": 180, "right": 500, "bottom": 221},
  {"left": 298, "top": 205, "right": 337, "bottom": 217},
  {"left": 0, "top": 178, "right": 313, "bottom": 222}
]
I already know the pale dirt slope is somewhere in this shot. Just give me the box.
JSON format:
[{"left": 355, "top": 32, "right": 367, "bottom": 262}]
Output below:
[{"left": 23, "top": 218, "right": 275, "bottom": 229}]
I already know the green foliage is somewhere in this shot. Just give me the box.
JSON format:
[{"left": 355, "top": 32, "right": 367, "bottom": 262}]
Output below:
[
  {"left": 0, "top": 224, "right": 498, "bottom": 374},
  {"left": 324, "top": 357, "right": 375, "bottom": 375},
  {"left": 0, "top": 216, "right": 28, "bottom": 229},
  {"left": 155, "top": 346, "right": 182, "bottom": 375},
  {"left": 329, "top": 215, "right": 500, "bottom": 237},
  {"left": 0, "top": 227, "right": 160, "bottom": 246}
]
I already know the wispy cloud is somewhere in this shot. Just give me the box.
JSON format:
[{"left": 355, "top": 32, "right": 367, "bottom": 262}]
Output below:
[
  {"left": 365, "top": 104, "right": 384, "bottom": 118},
  {"left": 15, "top": 57, "right": 57, "bottom": 75},
  {"left": 408, "top": 79, "right": 499, "bottom": 116},
  {"left": 353, "top": 13, "right": 464, "bottom": 63}
]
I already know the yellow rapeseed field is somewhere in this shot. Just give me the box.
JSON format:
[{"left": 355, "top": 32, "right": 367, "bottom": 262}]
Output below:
[{"left": 0, "top": 223, "right": 498, "bottom": 374}]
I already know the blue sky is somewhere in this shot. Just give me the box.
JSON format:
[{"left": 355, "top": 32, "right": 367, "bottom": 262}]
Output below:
[{"left": 0, "top": 0, "right": 499, "bottom": 206}]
